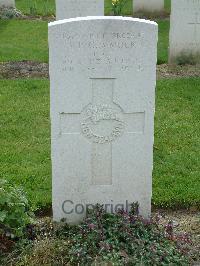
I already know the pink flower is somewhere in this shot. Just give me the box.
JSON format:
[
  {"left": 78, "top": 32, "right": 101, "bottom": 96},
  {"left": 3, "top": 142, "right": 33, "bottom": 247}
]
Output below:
[{"left": 88, "top": 223, "right": 96, "bottom": 230}]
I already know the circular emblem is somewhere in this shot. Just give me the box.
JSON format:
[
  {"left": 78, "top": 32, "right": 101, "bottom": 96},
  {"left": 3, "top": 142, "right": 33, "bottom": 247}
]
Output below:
[{"left": 81, "top": 104, "right": 124, "bottom": 144}]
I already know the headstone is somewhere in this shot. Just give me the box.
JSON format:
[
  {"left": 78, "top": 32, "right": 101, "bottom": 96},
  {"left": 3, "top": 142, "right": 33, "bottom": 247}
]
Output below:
[
  {"left": 49, "top": 16, "right": 158, "bottom": 224},
  {"left": 56, "top": 0, "right": 104, "bottom": 20},
  {"left": 0, "top": 0, "right": 15, "bottom": 8},
  {"left": 134, "top": 0, "right": 164, "bottom": 13},
  {"left": 169, "top": 0, "right": 200, "bottom": 64}
]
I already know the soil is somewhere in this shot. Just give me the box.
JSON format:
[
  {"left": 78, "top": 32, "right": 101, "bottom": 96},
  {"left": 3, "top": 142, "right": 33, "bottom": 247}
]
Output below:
[
  {"left": 134, "top": 11, "right": 170, "bottom": 20},
  {"left": 35, "top": 208, "right": 200, "bottom": 264},
  {"left": 152, "top": 210, "right": 200, "bottom": 264},
  {"left": 19, "top": 209, "right": 199, "bottom": 265},
  {"left": 34, "top": 207, "right": 200, "bottom": 257},
  {"left": 1, "top": 61, "right": 200, "bottom": 80},
  {"left": 34, "top": 210, "right": 200, "bottom": 265},
  {"left": 19, "top": 15, "right": 55, "bottom": 22},
  {"left": 0, "top": 61, "right": 49, "bottom": 79},
  {"left": 157, "top": 64, "right": 200, "bottom": 79}
]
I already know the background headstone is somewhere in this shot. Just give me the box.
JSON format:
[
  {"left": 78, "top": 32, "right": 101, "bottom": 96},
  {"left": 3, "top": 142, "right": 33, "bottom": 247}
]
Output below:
[
  {"left": 0, "top": 0, "right": 15, "bottom": 8},
  {"left": 49, "top": 17, "right": 158, "bottom": 224},
  {"left": 134, "top": 0, "right": 164, "bottom": 13},
  {"left": 56, "top": 0, "right": 104, "bottom": 20},
  {"left": 169, "top": 0, "right": 200, "bottom": 64}
]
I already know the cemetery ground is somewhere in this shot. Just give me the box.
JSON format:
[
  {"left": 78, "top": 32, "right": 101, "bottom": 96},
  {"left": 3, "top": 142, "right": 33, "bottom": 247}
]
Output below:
[
  {"left": 1, "top": 78, "right": 200, "bottom": 210},
  {"left": 0, "top": 1, "right": 200, "bottom": 265},
  {"left": 13, "top": 0, "right": 171, "bottom": 17}
]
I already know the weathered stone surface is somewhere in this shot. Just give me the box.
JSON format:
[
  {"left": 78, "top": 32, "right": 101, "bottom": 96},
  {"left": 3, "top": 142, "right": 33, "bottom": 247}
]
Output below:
[
  {"left": 49, "top": 17, "right": 158, "bottom": 224},
  {"left": 56, "top": 0, "right": 104, "bottom": 20},
  {"left": 134, "top": 0, "right": 164, "bottom": 13},
  {"left": 0, "top": 0, "right": 15, "bottom": 8},
  {"left": 169, "top": 0, "right": 200, "bottom": 64}
]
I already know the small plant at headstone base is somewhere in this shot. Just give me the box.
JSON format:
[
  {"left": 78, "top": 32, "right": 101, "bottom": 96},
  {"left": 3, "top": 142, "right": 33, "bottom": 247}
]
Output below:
[
  {"left": 111, "top": 0, "right": 126, "bottom": 16},
  {"left": 0, "top": 7, "right": 23, "bottom": 19},
  {"left": 0, "top": 179, "right": 34, "bottom": 254},
  {"left": 27, "top": 0, "right": 53, "bottom": 17},
  {"left": 42, "top": 0, "right": 53, "bottom": 17},
  {"left": 175, "top": 52, "right": 200, "bottom": 65},
  {"left": 57, "top": 204, "right": 190, "bottom": 265},
  {"left": 28, "top": 0, "right": 38, "bottom": 16}
]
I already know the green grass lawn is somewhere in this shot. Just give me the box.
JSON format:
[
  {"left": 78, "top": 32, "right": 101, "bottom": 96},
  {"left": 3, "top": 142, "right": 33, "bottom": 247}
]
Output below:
[
  {"left": 0, "top": 78, "right": 199, "bottom": 210},
  {"left": 157, "top": 19, "right": 169, "bottom": 64},
  {"left": 16, "top": 0, "right": 55, "bottom": 16},
  {"left": 154, "top": 78, "right": 200, "bottom": 208},
  {"left": 165, "top": 0, "right": 171, "bottom": 13},
  {"left": 0, "top": 20, "right": 48, "bottom": 62},
  {"left": 0, "top": 19, "right": 169, "bottom": 63},
  {"left": 0, "top": 79, "right": 51, "bottom": 209},
  {"left": 15, "top": 0, "right": 170, "bottom": 16}
]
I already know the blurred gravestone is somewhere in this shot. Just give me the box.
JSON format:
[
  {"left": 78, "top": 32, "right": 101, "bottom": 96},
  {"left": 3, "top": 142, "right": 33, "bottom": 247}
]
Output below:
[
  {"left": 169, "top": 0, "right": 200, "bottom": 64},
  {"left": 0, "top": 0, "right": 15, "bottom": 8},
  {"left": 56, "top": 0, "right": 104, "bottom": 20},
  {"left": 134, "top": 0, "right": 164, "bottom": 13}
]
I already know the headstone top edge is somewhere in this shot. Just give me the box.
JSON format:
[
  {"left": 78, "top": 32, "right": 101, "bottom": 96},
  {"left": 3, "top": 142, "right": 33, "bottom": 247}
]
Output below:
[{"left": 48, "top": 16, "right": 158, "bottom": 28}]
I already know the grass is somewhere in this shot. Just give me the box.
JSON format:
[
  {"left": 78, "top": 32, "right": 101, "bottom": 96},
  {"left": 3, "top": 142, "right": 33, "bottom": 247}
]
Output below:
[
  {"left": 0, "top": 19, "right": 169, "bottom": 63},
  {"left": 16, "top": 0, "right": 55, "bottom": 16},
  {"left": 0, "top": 78, "right": 199, "bottom": 210},
  {"left": 0, "top": 79, "right": 51, "bottom": 209},
  {"left": 165, "top": 0, "right": 171, "bottom": 13},
  {"left": 0, "top": 20, "right": 48, "bottom": 62},
  {"left": 157, "top": 19, "right": 169, "bottom": 64},
  {"left": 154, "top": 78, "right": 200, "bottom": 208}
]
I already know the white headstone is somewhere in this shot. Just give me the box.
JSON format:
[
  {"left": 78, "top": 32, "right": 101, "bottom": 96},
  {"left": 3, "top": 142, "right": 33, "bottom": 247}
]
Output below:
[
  {"left": 56, "top": 0, "right": 104, "bottom": 20},
  {"left": 49, "top": 17, "right": 158, "bottom": 224},
  {"left": 169, "top": 0, "right": 200, "bottom": 64},
  {"left": 134, "top": 0, "right": 164, "bottom": 13},
  {"left": 0, "top": 0, "right": 15, "bottom": 8}
]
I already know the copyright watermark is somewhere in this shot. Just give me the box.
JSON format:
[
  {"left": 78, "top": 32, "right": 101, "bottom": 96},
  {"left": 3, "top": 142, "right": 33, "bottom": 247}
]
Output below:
[{"left": 62, "top": 200, "right": 133, "bottom": 215}]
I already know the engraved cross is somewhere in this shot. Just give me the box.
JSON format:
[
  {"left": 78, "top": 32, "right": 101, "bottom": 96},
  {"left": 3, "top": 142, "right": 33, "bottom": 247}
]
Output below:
[{"left": 60, "top": 78, "right": 145, "bottom": 186}]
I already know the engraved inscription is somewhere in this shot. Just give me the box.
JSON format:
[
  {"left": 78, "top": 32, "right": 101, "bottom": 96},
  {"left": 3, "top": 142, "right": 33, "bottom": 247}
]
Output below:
[
  {"left": 81, "top": 104, "right": 124, "bottom": 144},
  {"left": 62, "top": 53, "right": 141, "bottom": 72},
  {"left": 59, "top": 30, "right": 144, "bottom": 72}
]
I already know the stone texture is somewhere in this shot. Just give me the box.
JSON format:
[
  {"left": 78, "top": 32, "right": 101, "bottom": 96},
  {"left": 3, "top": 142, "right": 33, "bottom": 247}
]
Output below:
[
  {"left": 56, "top": 0, "right": 104, "bottom": 20},
  {"left": 49, "top": 17, "right": 158, "bottom": 224},
  {"left": 169, "top": 0, "right": 200, "bottom": 64},
  {"left": 0, "top": 0, "right": 15, "bottom": 8},
  {"left": 134, "top": 0, "right": 164, "bottom": 13}
]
